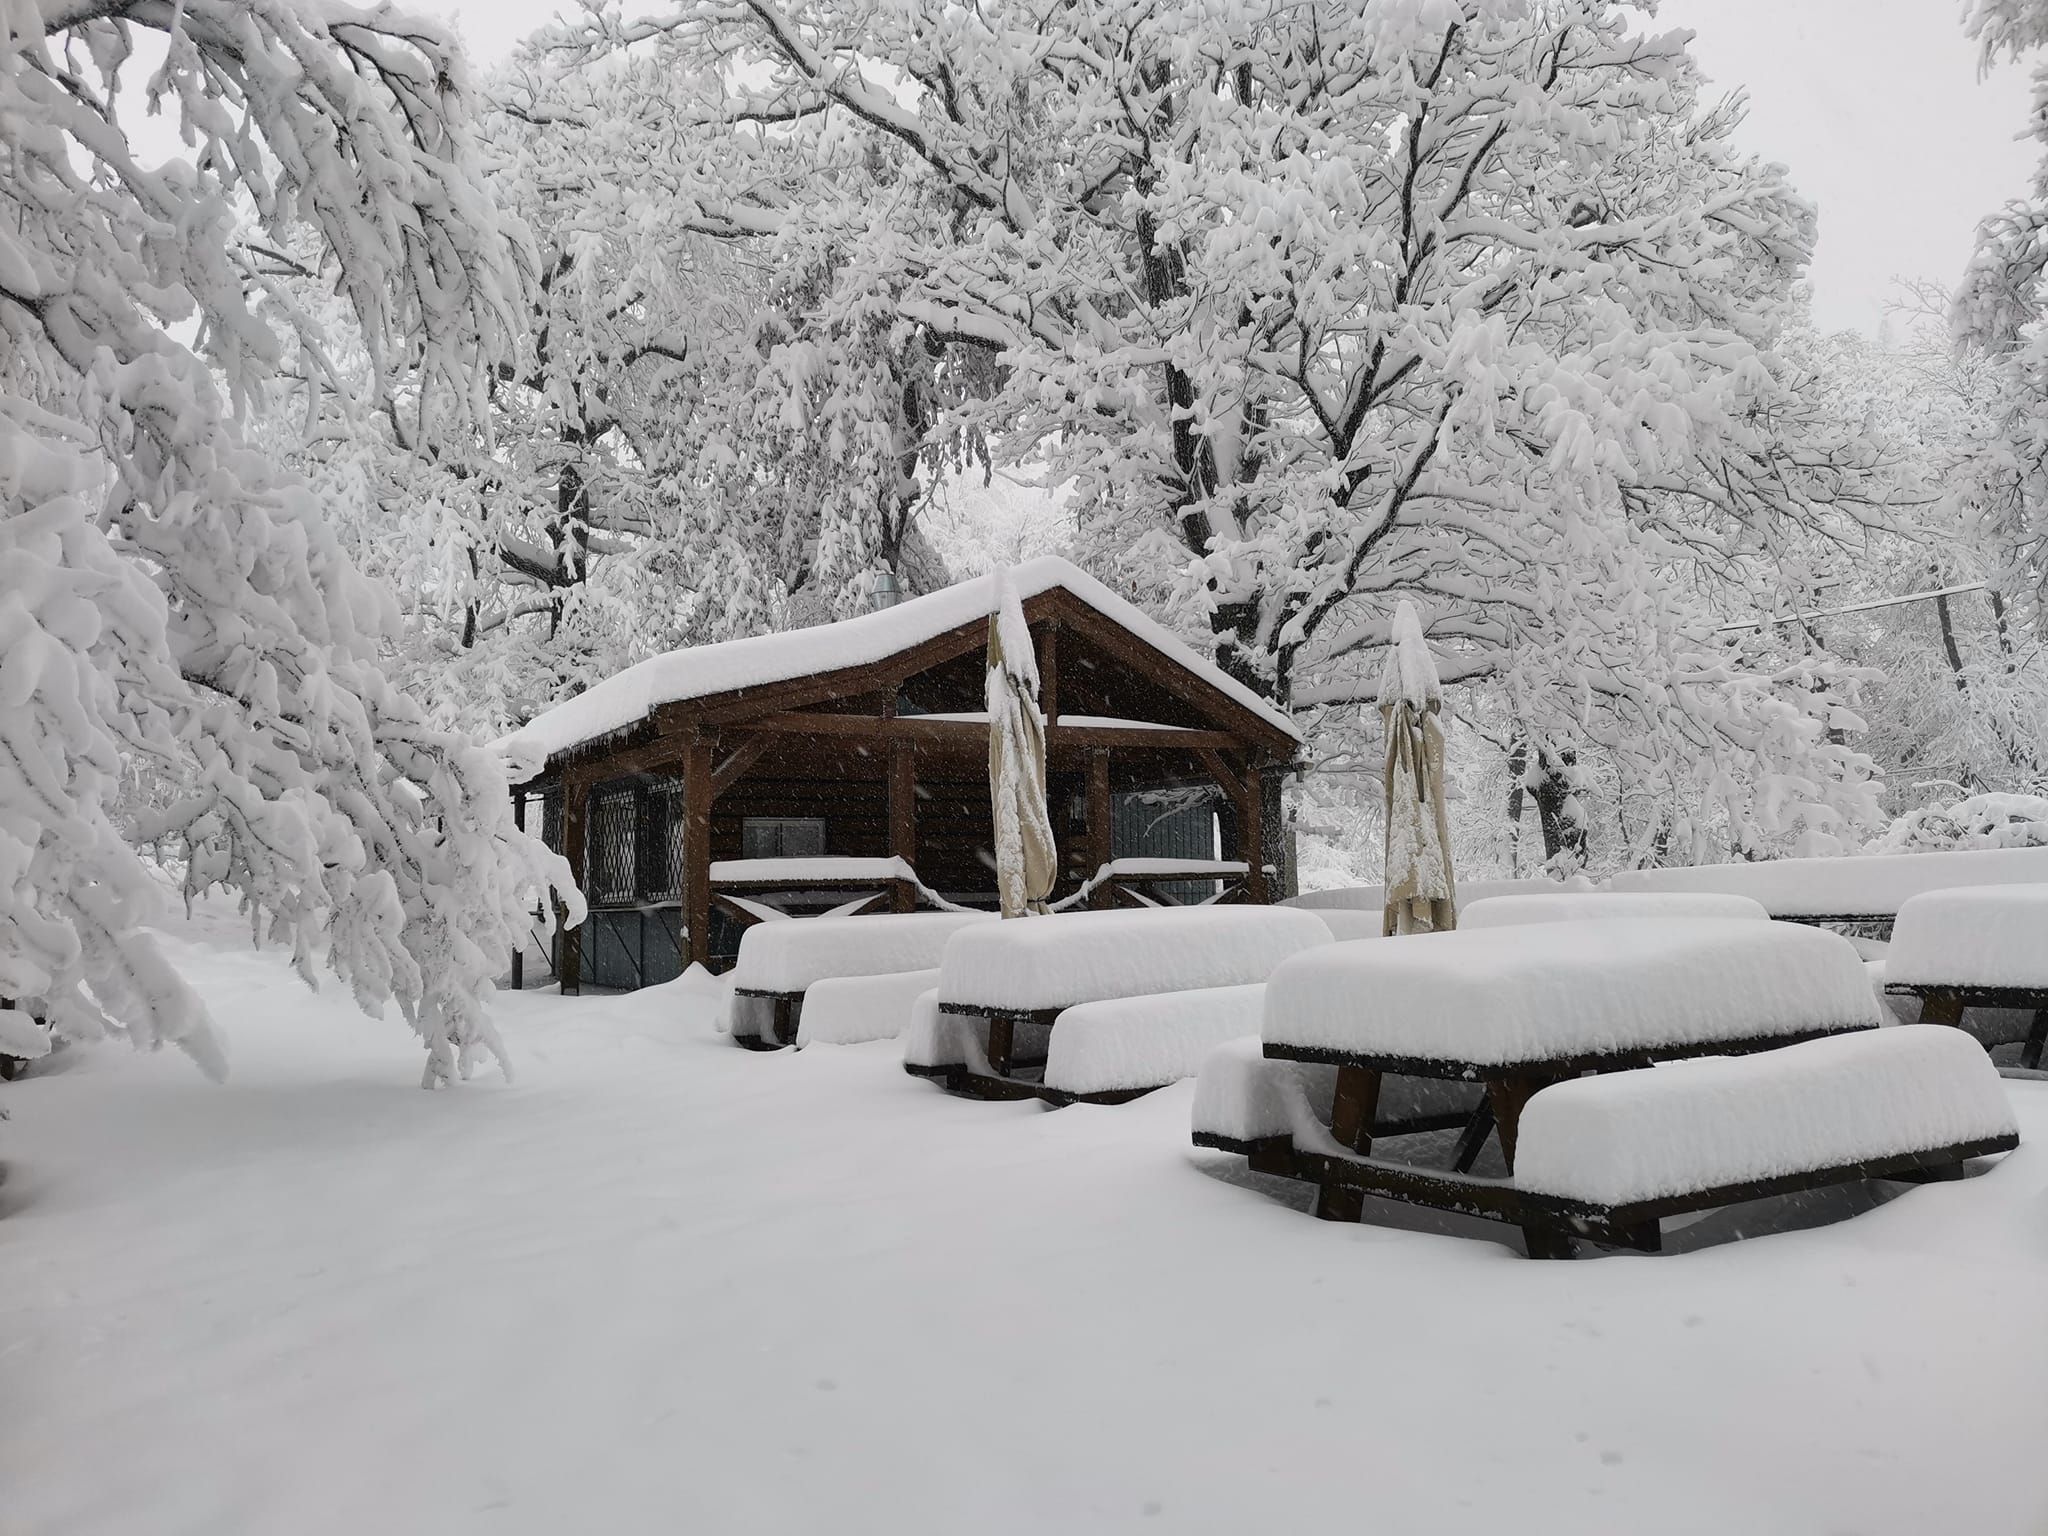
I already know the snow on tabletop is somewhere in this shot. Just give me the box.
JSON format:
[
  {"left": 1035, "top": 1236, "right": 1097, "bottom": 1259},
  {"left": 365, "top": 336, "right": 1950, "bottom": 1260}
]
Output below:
[
  {"left": 936, "top": 905, "right": 1330, "bottom": 1012},
  {"left": 1284, "top": 877, "right": 1568, "bottom": 912},
  {"left": 1462, "top": 892, "right": 1769, "bottom": 928},
  {"left": 1263, "top": 918, "right": 1880, "bottom": 1067},
  {"left": 711, "top": 856, "right": 918, "bottom": 884},
  {"left": 496, "top": 556, "right": 1299, "bottom": 772},
  {"left": 1606, "top": 846, "right": 2048, "bottom": 918},
  {"left": 1884, "top": 883, "right": 2048, "bottom": 990},
  {"left": 1041, "top": 984, "right": 1265, "bottom": 1096},
  {"left": 796, "top": 969, "right": 940, "bottom": 1047},
  {"left": 732, "top": 912, "right": 991, "bottom": 993},
  {"left": 1514, "top": 1025, "right": 2017, "bottom": 1206}
]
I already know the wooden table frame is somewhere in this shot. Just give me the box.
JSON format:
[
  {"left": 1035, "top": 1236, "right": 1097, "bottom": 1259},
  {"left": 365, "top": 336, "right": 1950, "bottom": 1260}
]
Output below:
[
  {"left": 1885, "top": 983, "right": 2048, "bottom": 1070},
  {"left": 1196, "top": 1123, "right": 2016, "bottom": 1258},
  {"left": 1262, "top": 1022, "right": 1878, "bottom": 1225}
]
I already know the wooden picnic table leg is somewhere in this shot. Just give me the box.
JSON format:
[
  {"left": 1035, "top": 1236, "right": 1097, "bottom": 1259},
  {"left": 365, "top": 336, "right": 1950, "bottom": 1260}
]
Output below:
[
  {"left": 1485, "top": 1073, "right": 1549, "bottom": 1176},
  {"left": 1314, "top": 1065, "right": 1382, "bottom": 1223},
  {"left": 986, "top": 1015, "right": 1015, "bottom": 1078},
  {"left": 1918, "top": 992, "right": 1965, "bottom": 1027},
  {"left": 774, "top": 996, "right": 796, "bottom": 1048},
  {"left": 2023, "top": 1009, "right": 2048, "bottom": 1072},
  {"left": 1521, "top": 1225, "right": 1576, "bottom": 1260}
]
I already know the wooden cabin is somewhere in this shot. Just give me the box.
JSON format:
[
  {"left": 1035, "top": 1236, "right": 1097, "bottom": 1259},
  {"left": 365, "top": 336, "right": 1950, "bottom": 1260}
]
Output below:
[{"left": 499, "top": 557, "right": 1302, "bottom": 990}]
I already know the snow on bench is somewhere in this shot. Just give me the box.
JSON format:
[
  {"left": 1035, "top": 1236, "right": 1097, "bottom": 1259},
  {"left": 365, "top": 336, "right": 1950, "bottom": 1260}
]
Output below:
[
  {"left": 1304, "top": 909, "right": 1387, "bottom": 942},
  {"left": 1039, "top": 985, "right": 1266, "bottom": 1099},
  {"left": 1461, "top": 892, "right": 1768, "bottom": 928},
  {"left": 734, "top": 912, "right": 991, "bottom": 995},
  {"left": 1605, "top": 846, "right": 2048, "bottom": 920},
  {"left": 1263, "top": 918, "right": 1880, "bottom": 1070},
  {"left": 935, "top": 905, "right": 1331, "bottom": 1015},
  {"left": 901, "top": 989, "right": 962, "bottom": 1076},
  {"left": 1884, "top": 884, "right": 2048, "bottom": 992},
  {"left": 1513, "top": 1025, "right": 2018, "bottom": 1206},
  {"left": 796, "top": 969, "right": 941, "bottom": 1048},
  {"left": 712, "top": 856, "right": 920, "bottom": 886},
  {"left": 1193, "top": 1037, "right": 1335, "bottom": 1147}
]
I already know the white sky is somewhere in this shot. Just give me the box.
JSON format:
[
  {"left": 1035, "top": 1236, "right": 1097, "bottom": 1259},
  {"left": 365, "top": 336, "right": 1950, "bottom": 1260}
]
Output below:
[{"left": 1656, "top": 0, "right": 2038, "bottom": 332}]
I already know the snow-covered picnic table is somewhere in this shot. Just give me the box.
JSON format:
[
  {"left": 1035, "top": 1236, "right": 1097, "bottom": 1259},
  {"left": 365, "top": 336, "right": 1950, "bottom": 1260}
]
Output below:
[
  {"left": 728, "top": 912, "right": 991, "bottom": 1048},
  {"left": 1196, "top": 918, "right": 2017, "bottom": 1255},
  {"left": 1882, "top": 884, "right": 2048, "bottom": 1069},
  {"left": 905, "top": 905, "right": 1330, "bottom": 1102},
  {"left": 1604, "top": 845, "right": 2048, "bottom": 925},
  {"left": 1461, "top": 891, "right": 1769, "bottom": 927},
  {"left": 1065, "top": 856, "right": 1255, "bottom": 908}
]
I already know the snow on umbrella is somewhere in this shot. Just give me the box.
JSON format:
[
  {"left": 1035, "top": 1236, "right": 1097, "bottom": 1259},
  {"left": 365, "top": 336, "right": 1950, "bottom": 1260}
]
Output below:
[
  {"left": 986, "top": 566, "right": 1058, "bottom": 918},
  {"left": 1380, "top": 599, "right": 1457, "bottom": 936}
]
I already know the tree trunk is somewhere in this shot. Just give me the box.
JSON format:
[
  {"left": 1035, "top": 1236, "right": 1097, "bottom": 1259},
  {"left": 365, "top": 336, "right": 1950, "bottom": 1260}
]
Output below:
[{"left": 1530, "top": 748, "right": 1587, "bottom": 867}]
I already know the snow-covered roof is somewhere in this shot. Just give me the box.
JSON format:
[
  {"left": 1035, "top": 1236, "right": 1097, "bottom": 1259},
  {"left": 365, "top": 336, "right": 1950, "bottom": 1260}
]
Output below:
[{"left": 499, "top": 557, "right": 1300, "bottom": 774}]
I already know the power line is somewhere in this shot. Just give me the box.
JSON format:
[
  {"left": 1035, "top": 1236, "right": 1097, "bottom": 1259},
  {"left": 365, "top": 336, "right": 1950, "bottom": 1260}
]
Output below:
[{"left": 1717, "top": 582, "right": 1990, "bottom": 634}]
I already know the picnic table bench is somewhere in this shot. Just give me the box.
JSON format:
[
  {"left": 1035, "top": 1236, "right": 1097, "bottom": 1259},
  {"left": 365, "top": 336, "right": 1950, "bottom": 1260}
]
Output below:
[
  {"left": 1197, "top": 1028, "right": 2015, "bottom": 1257},
  {"left": 1880, "top": 883, "right": 2048, "bottom": 1069},
  {"left": 1192, "top": 917, "right": 2018, "bottom": 1253}
]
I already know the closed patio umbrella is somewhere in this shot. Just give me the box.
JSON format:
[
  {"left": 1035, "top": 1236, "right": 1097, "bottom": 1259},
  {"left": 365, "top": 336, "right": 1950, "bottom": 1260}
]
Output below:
[
  {"left": 986, "top": 566, "right": 1058, "bottom": 918},
  {"left": 1380, "top": 600, "right": 1457, "bottom": 935}
]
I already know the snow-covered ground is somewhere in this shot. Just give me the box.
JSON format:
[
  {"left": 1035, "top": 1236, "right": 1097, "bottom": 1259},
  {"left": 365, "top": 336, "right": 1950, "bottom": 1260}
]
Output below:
[{"left": 5, "top": 905, "right": 2048, "bottom": 1536}]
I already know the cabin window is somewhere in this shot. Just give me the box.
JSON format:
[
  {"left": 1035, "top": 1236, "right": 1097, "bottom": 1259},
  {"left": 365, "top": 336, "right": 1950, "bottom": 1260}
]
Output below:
[
  {"left": 640, "top": 778, "right": 687, "bottom": 903},
  {"left": 589, "top": 785, "right": 640, "bottom": 906},
  {"left": 741, "top": 817, "right": 827, "bottom": 859}
]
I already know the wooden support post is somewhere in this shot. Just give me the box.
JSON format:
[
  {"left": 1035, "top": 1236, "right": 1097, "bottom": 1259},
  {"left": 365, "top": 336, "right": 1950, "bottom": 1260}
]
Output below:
[
  {"left": 683, "top": 738, "right": 714, "bottom": 971},
  {"left": 2024, "top": 1009, "right": 2048, "bottom": 1072},
  {"left": 558, "top": 777, "right": 590, "bottom": 996},
  {"left": 1087, "top": 749, "right": 1112, "bottom": 910},
  {"left": 1315, "top": 1065, "right": 1381, "bottom": 1222},
  {"left": 1242, "top": 764, "right": 1268, "bottom": 904},
  {"left": 510, "top": 791, "right": 525, "bottom": 991},
  {"left": 889, "top": 742, "right": 917, "bottom": 913},
  {"left": 1038, "top": 620, "right": 1059, "bottom": 724}
]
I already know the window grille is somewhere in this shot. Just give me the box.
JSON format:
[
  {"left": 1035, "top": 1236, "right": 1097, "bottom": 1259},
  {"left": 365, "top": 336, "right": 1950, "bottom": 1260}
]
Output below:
[
  {"left": 641, "top": 777, "right": 687, "bottom": 904},
  {"left": 539, "top": 789, "right": 563, "bottom": 854},
  {"left": 589, "top": 783, "right": 639, "bottom": 906}
]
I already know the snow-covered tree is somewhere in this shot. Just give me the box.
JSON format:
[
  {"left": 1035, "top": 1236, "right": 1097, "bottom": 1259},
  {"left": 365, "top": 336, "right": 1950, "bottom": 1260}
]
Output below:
[
  {"left": 543, "top": 0, "right": 1897, "bottom": 860},
  {"left": 2, "top": 0, "right": 579, "bottom": 1083},
  {"left": 1956, "top": 0, "right": 2048, "bottom": 620}
]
